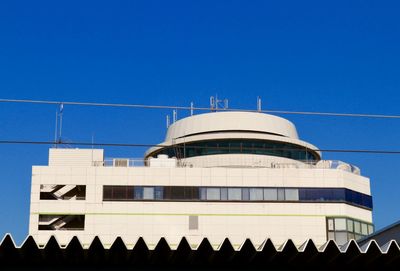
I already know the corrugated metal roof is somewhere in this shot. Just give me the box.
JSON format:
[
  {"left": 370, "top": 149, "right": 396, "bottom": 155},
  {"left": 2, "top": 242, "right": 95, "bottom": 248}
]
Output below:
[{"left": 0, "top": 235, "right": 399, "bottom": 269}]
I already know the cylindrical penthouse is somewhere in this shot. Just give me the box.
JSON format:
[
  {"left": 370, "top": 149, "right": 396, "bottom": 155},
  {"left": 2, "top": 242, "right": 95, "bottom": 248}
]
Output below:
[{"left": 145, "top": 111, "right": 321, "bottom": 167}]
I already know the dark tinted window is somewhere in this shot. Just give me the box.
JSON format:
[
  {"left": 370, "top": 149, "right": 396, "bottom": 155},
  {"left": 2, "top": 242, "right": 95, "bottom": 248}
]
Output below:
[
  {"left": 151, "top": 139, "right": 319, "bottom": 162},
  {"left": 102, "top": 186, "right": 372, "bottom": 209}
]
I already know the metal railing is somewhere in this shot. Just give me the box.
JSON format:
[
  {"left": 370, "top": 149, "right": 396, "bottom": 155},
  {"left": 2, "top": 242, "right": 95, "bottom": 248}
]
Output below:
[{"left": 95, "top": 158, "right": 360, "bottom": 175}]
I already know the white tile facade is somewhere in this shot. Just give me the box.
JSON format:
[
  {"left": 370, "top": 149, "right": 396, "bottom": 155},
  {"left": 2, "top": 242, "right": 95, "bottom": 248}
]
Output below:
[{"left": 29, "top": 149, "right": 372, "bottom": 248}]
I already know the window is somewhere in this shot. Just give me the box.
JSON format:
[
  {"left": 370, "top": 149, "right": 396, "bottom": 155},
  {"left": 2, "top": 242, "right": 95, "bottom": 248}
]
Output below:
[
  {"left": 228, "top": 188, "right": 241, "bottom": 200},
  {"left": 354, "top": 221, "right": 361, "bottom": 234},
  {"left": 334, "top": 218, "right": 347, "bottom": 231},
  {"left": 264, "top": 189, "right": 277, "bottom": 200},
  {"left": 221, "top": 188, "right": 228, "bottom": 200},
  {"left": 327, "top": 217, "right": 373, "bottom": 245},
  {"left": 155, "top": 187, "right": 163, "bottom": 200},
  {"left": 361, "top": 223, "right": 369, "bottom": 235},
  {"left": 277, "top": 189, "right": 285, "bottom": 200},
  {"left": 184, "top": 187, "right": 200, "bottom": 200},
  {"left": 143, "top": 187, "right": 154, "bottom": 200},
  {"left": 103, "top": 186, "right": 112, "bottom": 200},
  {"left": 368, "top": 225, "right": 374, "bottom": 235},
  {"left": 200, "top": 188, "right": 207, "bottom": 200},
  {"left": 285, "top": 189, "right": 299, "bottom": 201},
  {"left": 242, "top": 188, "right": 250, "bottom": 201},
  {"left": 335, "top": 232, "right": 348, "bottom": 245},
  {"left": 249, "top": 188, "right": 263, "bottom": 200},
  {"left": 134, "top": 187, "right": 143, "bottom": 200},
  {"left": 151, "top": 139, "right": 319, "bottom": 162},
  {"left": 207, "top": 188, "right": 221, "bottom": 200},
  {"left": 114, "top": 186, "right": 128, "bottom": 200},
  {"left": 347, "top": 219, "right": 354, "bottom": 232},
  {"left": 100, "top": 186, "right": 372, "bottom": 209}
]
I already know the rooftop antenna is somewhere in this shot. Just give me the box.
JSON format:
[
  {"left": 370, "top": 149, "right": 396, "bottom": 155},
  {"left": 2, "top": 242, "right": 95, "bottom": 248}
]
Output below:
[
  {"left": 190, "top": 102, "right": 194, "bottom": 116},
  {"left": 53, "top": 110, "right": 58, "bottom": 147},
  {"left": 166, "top": 115, "right": 170, "bottom": 128},
  {"left": 210, "top": 95, "right": 229, "bottom": 112},
  {"left": 210, "top": 96, "right": 215, "bottom": 111},
  {"left": 173, "top": 109, "right": 177, "bottom": 123},
  {"left": 257, "top": 96, "right": 262, "bottom": 112},
  {"left": 58, "top": 103, "right": 64, "bottom": 143}
]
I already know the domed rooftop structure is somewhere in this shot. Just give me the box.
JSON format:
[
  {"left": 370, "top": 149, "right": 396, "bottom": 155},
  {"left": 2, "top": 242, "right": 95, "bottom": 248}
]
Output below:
[{"left": 145, "top": 112, "right": 320, "bottom": 167}]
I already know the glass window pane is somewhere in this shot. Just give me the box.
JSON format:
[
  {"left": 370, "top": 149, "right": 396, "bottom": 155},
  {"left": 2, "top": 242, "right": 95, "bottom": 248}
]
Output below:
[
  {"left": 347, "top": 219, "right": 354, "bottom": 232},
  {"left": 355, "top": 234, "right": 363, "bottom": 240},
  {"left": 134, "top": 187, "right": 143, "bottom": 200},
  {"left": 368, "top": 225, "right": 374, "bottom": 235},
  {"left": 277, "top": 189, "right": 285, "bottom": 200},
  {"left": 285, "top": 189, "right": 299, "bottom": 201},
  {"left": 228, "top": 188, "right": 242, "bottom": 200},
  {"left": 183, "top": 187, "right": 196, "bottom": 199},
  {"left": 171, "top": 187, "right": 185, "bottom": 200},
  {"left": 361, "top": 223, "right": 368, "bottom": 235},
  {"left": 328, "top": 219, "right": 335, "bottom": 231},
  {"left": 354, "top": 221, "right": 361, "bottom": 234},
  {"left": 207, "top": 188, "right": 221, "bottom": 200},
  {"left": 200, "top": 188, "right": 206, "bottom": 200},
  {"left": 335, "top": 218, "right": 347, "bottom": 231},
  {"left": 242, "top": 188, "right": 250, "bottom": 201},
  {"left": 264, "top": 189, "right": 277, "bottom": 200},
  {"left": 249, "top": 188, "right": 263, "bottom": 200},
  {"left": 129, "top": 186, "right": 135, "bottom": 199},
  {"left": 221, "top": 188, "right": 228, "bottom": 200},
  {"left": 113, "top": 186, "right": 127, "bottom": 200},
  {"left": 154, "top": 187, "right": 163, "bottom": 200},
  {"left": 347, "top": 233, "right": 355, "bottom": 241},
  {"left": 335, "top": 232, "right": 348, "bottom": 246},
  {"left": 143, "top": 187, "right": 154, "bottom": 200},
  {"left": 103, "top": 186, "right": 112, "bottom": 200},
  {"left": 328, "top": 232, "right": 335, "bottom": 240}
]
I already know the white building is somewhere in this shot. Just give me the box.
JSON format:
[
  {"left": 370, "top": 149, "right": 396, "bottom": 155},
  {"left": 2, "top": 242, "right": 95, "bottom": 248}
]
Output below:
[{"left": 29, "top": 111, "right": 373, "bottom": 248}]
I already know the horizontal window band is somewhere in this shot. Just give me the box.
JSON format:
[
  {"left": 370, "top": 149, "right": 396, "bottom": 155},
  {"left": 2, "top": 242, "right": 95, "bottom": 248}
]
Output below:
[
  {"left": 102, "top": 186, "right": 373, "bottom": 209},
  {"left": 100, "top": 199, "right": 372, "bottom": 210},
  {"left": 147, "top": 138, "right": 319, "bottom": 161}
]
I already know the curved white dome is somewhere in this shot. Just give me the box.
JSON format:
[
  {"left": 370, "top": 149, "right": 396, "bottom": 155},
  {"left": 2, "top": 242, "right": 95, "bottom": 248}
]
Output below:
[{"left": 165, "top": 111, "right": 299, "bottom": 140}]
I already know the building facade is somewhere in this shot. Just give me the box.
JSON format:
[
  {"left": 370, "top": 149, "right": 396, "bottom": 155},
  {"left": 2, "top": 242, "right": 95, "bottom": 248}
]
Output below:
[{"left": 29, "top": 111, "right": 373, "bottom": 248}]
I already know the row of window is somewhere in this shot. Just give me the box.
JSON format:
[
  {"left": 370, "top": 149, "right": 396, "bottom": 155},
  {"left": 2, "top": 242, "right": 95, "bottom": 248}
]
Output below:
[
  {"left": 327, "top": 217, "right": 374, "bottom": 245},
  {"left": 103, "top": 186, "right": 373, "bottom": 209},
  {"left": 149, "top": 139, "right": 319, "bottom": 162}
]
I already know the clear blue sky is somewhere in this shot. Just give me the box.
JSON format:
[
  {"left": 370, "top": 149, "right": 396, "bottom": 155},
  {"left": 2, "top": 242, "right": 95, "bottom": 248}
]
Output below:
[{"left": 1, "top": 0, "right": 400, "bottom": 244}]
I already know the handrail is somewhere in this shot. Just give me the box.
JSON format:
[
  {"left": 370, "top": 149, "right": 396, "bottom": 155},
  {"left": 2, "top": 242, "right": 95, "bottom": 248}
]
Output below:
[{"left": 96, "top": 158, "right": 360, "bottom": 175}]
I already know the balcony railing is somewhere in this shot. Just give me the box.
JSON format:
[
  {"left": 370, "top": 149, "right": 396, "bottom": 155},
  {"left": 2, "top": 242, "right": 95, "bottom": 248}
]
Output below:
[{"left": 94, "top": 157, "right": 361, "bottom": 175}]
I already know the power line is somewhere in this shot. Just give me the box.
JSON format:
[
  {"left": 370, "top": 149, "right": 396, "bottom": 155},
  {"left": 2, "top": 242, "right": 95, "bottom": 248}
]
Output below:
[
  {"left": 1, "top": 98, "right": 400, "bottom": 119},
  {"left": 1, "top": 140, "right": 400, "bottom": 155}
]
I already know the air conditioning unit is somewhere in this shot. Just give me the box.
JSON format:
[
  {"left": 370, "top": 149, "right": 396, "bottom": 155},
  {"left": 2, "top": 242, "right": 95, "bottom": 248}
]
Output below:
[{"left": 113, "top": 158, "right": 129, "bottom": 167}]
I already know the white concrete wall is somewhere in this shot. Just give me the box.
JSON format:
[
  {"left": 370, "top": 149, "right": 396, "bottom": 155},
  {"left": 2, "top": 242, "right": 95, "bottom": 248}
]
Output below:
[
  {"left": 29, "top": 163, "right": 372, "bottom": 248},
  {"left": 49, "top": 148, "right": 104, "bottom": 167}
]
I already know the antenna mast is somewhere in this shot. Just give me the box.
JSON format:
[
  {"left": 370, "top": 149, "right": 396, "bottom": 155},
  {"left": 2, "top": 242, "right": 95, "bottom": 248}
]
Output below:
[
  {"left": 58, "top": 103, "right": 64, "bottom": 143},
  {"left": 190, "top": 102, "right": 194, "bottom": 116},
  {"left": 257, "top": 96, "right": 262, "bottom": 112},
  {"left": 210, "top": 95, "right": 229, "bottom": 112}
]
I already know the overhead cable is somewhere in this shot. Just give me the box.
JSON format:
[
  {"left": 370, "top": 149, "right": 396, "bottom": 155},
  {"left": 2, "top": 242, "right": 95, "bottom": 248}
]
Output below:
[
  {"left": 1, "top": 140, "right": 400, "bottom": 154},
  {"left": 1, "top": 98, "right": 400, "bottom": 119}
]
